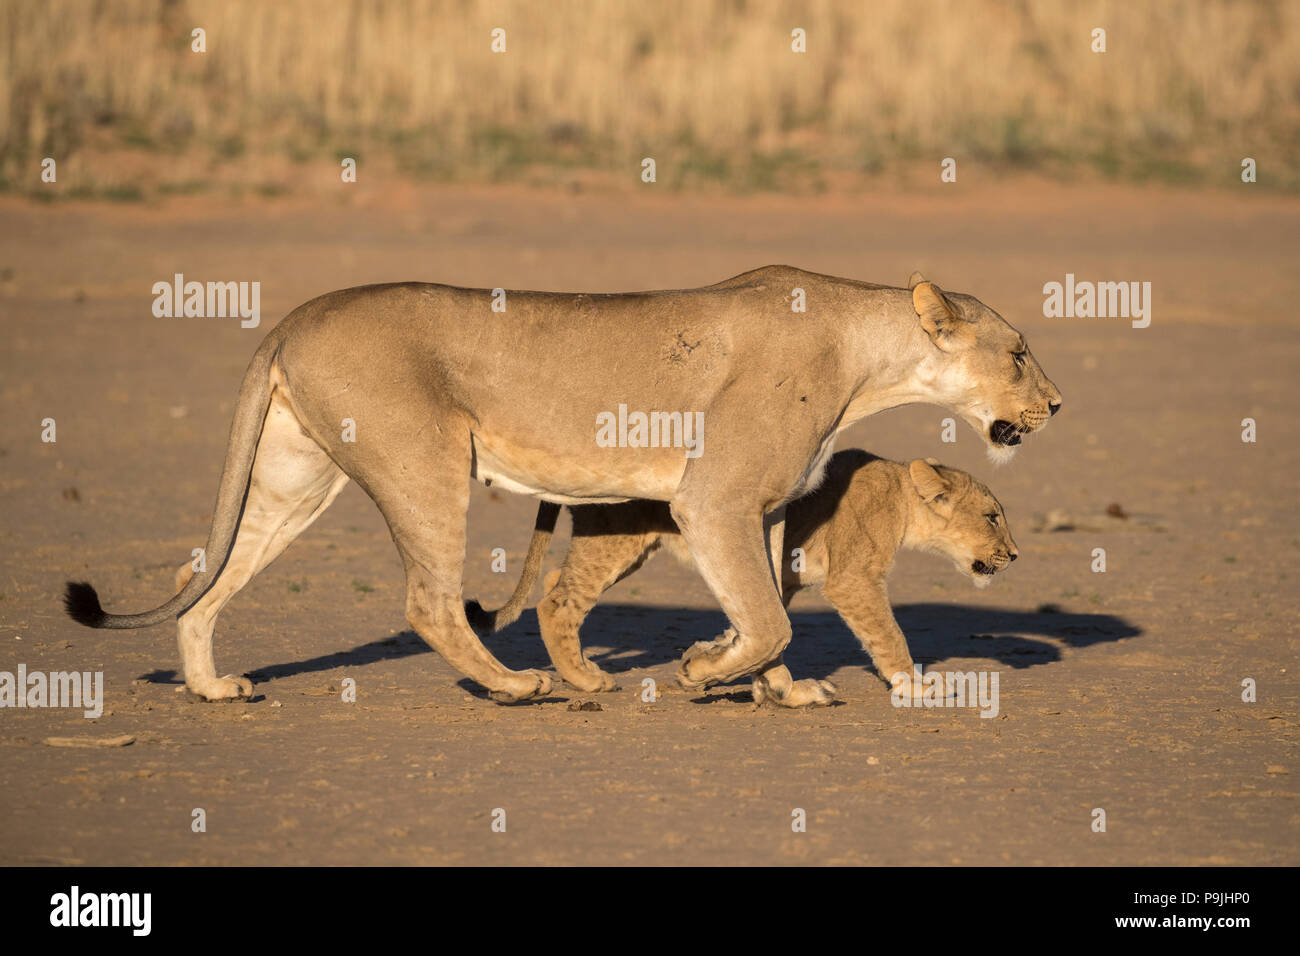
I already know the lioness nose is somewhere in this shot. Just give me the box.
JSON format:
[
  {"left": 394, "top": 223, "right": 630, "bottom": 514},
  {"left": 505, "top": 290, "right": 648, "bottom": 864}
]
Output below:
[
  {"left": 1009, "top": 551, "right": 1018, "bottom": 561},
  {"left": 1048, "top": 400, "right": 1061, "bottom": 417}
]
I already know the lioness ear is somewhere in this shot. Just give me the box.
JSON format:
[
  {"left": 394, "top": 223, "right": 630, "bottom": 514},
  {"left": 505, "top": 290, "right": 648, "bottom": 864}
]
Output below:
[
  {"left": 909, "top": 458, "right": 949, "bottom": 503},
  {"left": 913, "top": 281, "right": 975, "bottom": 351},
  {"left": 923, "top": 457, "right": 941, "bottom": 466},
  {"left": 907, "top": 271, "right": 927, "bottom": 291}
]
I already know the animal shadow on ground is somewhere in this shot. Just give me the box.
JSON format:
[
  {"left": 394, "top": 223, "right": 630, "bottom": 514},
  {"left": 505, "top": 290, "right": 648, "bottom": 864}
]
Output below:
[
  {"left": 489, "top": 602, "right": 1140, "bottom": 686},
  {"left": 142, "top": 602, "right": 1139, "bottom": 700}
]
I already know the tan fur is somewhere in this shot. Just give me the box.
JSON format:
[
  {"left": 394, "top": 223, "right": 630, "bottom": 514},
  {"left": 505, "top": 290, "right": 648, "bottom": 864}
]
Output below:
[
  {"left": 71, "top": 266, "right": 1058, "bottom": 705},
  {"left": 505, "top": 451, "right": 1017, "bottom": 705}
]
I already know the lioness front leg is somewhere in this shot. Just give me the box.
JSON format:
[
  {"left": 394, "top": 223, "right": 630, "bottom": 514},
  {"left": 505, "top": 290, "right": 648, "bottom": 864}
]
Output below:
[
  {"left": 680, "top": 514, "right": 831, "bottom": 708},
  {"left": 748, "top": 577, "right": 836, "bottom": 708},
  {"left": 671, "top": 500, "right": 792, "bottom": 690}
]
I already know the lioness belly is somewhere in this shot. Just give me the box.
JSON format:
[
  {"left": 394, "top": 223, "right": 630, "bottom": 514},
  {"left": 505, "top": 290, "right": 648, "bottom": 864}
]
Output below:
[{"left": 470, "top": 434, "right": 687, "bottom": 505}]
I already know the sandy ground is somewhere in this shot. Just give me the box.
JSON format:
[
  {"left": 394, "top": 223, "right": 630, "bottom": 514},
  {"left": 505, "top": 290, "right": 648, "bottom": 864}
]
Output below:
[{"left": 0, "top": 177, "right": 1296, "bottom": 865}]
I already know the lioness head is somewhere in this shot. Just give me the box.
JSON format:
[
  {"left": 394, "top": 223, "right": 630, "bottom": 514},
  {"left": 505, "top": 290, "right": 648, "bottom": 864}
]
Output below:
[
  {"left": 909, "top": 272, "right": 1062, "bottom": 464},
  {"left": 906, "top": 458, "right": 1017, "bottom": 589}
]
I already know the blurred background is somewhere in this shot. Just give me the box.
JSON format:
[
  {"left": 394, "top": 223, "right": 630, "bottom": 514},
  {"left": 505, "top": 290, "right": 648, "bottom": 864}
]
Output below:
[{"left": 4, "top": 0, "right": 1299, "bottom": 199}]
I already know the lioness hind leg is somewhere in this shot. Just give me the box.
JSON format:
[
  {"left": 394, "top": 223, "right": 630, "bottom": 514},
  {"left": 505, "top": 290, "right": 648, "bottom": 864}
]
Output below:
[
  {"left": 353, "top": 424, "right": 551, "bottom": 703},
  {"left": 177, "top": 391, "right": 349, "bottom": 701},
  {"left": 538, "top": 508, "right": 662, "bottom": 692}
]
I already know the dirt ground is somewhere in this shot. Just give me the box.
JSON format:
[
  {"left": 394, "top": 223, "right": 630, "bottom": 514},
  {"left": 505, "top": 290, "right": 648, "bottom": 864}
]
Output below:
[{"left": 0, "top": 177, "right": 1296, "bottom": 865}]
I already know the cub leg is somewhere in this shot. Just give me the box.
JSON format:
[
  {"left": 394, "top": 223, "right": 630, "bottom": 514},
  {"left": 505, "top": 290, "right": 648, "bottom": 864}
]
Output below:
[
  {"left": 821, "top": 572, "right": 918, "bottom": 697},
  {"left": 538, "top": 505, "right": 663, "bottom": 692}
]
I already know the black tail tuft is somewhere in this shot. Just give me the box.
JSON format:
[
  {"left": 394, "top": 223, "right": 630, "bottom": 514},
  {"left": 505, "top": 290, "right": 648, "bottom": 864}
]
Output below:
[{"left": 64, "top": 581, "right": 107, "bottom": 628}]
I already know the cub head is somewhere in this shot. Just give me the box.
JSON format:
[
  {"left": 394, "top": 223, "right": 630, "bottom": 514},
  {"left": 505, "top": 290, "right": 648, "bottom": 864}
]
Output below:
[
  {"left": 909, "top": 272, "right": 1062, "bottom": 464},
  {"left": 906, "top": 458, "right": 1017, "bottom": 589}
]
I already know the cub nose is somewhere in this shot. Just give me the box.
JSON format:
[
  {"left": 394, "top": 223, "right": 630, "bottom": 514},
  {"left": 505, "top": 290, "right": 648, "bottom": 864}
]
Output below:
[{"left": 1048, "top": 400, "right": 1062, "bottom": 417}]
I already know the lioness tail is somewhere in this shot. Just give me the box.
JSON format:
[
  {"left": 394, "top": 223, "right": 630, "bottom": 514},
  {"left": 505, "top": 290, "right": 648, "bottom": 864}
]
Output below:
[{"left": 61, "top": 336, "right": 280, "bottom": 629}]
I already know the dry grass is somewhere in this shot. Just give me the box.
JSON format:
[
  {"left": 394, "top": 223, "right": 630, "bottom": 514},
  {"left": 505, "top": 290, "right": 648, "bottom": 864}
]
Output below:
[{"left": 3, "top": 0, "right": 1298, "bottom": 196}]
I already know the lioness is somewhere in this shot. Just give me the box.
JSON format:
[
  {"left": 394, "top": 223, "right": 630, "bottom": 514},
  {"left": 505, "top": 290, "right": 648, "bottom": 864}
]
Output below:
[
  {"left": 63, "top": 267, "right": 1060, "bottom": 705},
  {"left": 468, "top": 451, "right": 1017, "bottom": 705}
]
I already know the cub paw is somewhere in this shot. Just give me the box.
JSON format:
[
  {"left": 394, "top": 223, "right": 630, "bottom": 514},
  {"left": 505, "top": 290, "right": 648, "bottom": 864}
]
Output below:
[{"left": 889, "top": 670, "right": 931, "bottom": 701}]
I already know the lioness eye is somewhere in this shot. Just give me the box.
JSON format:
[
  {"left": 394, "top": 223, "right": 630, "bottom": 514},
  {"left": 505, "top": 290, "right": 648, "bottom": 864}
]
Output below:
[
  {"left": 1012, "top": 351, "right": 1027, "bottom": 367},
  {"left": 986, "top": 513, "right": 999, "bottom": 525}
]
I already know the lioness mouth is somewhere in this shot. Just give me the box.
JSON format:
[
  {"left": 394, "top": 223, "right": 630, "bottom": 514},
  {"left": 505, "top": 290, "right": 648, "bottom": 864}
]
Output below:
[
  {"left": 971, "top": 560, "right": 997, "bottom": 575},
  {"left": 989, "top": 420, "right": 1022, "bottom": 446}
]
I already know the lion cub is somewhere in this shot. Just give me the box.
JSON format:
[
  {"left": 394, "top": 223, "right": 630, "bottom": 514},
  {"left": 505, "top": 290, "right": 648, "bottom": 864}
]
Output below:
[{"left": 473, "top": 450, "right": 1018, "bottom": 699}]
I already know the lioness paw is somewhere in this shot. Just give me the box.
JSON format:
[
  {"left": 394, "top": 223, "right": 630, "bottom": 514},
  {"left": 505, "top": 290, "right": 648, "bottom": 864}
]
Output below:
[
  {"left": 574, "top": 668, "right": 619, "bottom": 693},
  {"left": 676, "top": 629, "right": 741, "bottom": 689},
  {"left": 488, "top": 669, "right": 552, "bottom": 704},
  {"left": 682, "top": 629, "right": 738, "bottom": 661},
  {"left": 798, "top": 678, "right": 838, "bottom": 707},
  {"left": 759, "top": 677, "right": 837, "bottom": 709},
  {"left": 189, "top": 674, "right": 254, "bottom": 701},
  {"left": 676, "top": 653, "right": 720, "bottom": 691}
]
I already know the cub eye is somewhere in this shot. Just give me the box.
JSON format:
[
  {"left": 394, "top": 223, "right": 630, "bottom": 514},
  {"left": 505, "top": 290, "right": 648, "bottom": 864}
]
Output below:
[{"left": 986, "top": 513, "right": 999, "bottom": 525}]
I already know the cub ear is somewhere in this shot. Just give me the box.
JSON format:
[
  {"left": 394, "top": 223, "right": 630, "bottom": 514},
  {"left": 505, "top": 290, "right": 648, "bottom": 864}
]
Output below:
[
  {"left": 923, "top": 457, "right": 941, "bottom": 466},
  {"left": 909, "top": 458, "right": 949, "bottom": 503},
  {"left": 913, "top": 280, "right": 975, "bottom": 351},
  {"left": 907, "top": 271, "right": 928, "bottom": 291}
]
